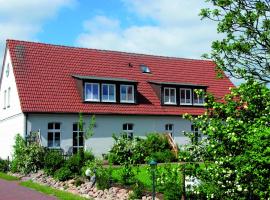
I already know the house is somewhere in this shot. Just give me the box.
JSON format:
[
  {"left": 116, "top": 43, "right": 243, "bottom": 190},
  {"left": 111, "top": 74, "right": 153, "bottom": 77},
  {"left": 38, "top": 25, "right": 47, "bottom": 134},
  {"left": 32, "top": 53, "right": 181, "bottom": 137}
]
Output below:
[{"left": 0, "top": 39, "right": 234, "bottom": 159}]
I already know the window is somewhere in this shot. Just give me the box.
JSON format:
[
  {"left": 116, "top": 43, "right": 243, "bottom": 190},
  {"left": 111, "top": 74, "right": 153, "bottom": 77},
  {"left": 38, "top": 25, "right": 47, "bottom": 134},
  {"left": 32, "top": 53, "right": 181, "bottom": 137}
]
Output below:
[
  {"left": 191, "top": 124, "right": 200, "bottom": 144},
  {"left": 140, "top": 64, "right": 151, "bottom": 73},
  {"left": 6, "top": 64, "right": 9, "bottom": 78},
  {"left": 165, "top": 124, "right": 174, "bottom": 137},
  {"left": 120, "top": 85, "right": 134, "bottom": 103},
  {"left": 3, "top": 90, "right": 6, "bottom": 109},
  {"left": 102, "top": 84, "right": 116, "bottom": 102},
  {"left": 180, "top": 88, "right": 192, "bottom": 105},
  {"left": 193, "top": 90, "right": 205, "bottom": 105},
  {"left": 164, "top": 87, "right": 176, "bottom": 104},
  {"left": 85, "top": 83, "right": 100, "bottom": 101},
  {"left": 47, "top": 123, "right": 61, "bottom": 148},
  {"left": 73, "top": 123, "right": 84, "bottom": 154},
  {"left": 123, "top": 123, "right": 134, "bottom": 139},
  {"left": 7, "top": 87, "right": 10, "bottom": 108}
]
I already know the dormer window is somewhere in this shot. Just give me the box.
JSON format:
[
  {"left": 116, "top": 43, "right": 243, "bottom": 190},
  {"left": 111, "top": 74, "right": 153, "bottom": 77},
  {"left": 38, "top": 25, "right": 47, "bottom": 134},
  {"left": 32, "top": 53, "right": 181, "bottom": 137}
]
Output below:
[
  {"left": 180, "top": 88, "right": 192, "bottom": 105},
  {"left": 164, "top": 87, "right": 176, "bottom": 105},
  {"left": 193, "top": 90, "right": 205, "bottom": 105},
  {"left": 120, "top": 85, "right": 135, "bottom": 103},
  {"left": 85, "top": 83, "right": 100, "bottom": 102},
  {"left": 102, "top": 84, "right": 116, "bottom": 102}
]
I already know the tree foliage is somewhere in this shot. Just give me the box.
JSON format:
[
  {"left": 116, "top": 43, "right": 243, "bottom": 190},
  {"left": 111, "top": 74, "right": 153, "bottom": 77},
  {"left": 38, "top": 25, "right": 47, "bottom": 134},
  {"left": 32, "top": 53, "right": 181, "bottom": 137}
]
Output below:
[
  {"left": 201, "top": 0, "right": 270, "bottom": 83},
  {"left": 184, "top": 80, "right": 270, "bottom": 199}
]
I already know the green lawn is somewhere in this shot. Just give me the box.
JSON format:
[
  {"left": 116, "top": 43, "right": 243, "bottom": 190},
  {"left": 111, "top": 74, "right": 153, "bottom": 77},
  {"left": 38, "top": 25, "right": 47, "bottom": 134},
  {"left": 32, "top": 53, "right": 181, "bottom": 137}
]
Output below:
[
  {"left": 0, "top": 172, "right": 20, "bottom": 181},
  {"left": 20, "top": 180, "right": 91, "bottom": 200}
]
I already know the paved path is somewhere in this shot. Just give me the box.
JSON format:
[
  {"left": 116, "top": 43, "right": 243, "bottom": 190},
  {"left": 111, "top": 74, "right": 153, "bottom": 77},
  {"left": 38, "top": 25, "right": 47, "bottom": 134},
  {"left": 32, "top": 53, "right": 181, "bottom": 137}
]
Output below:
[{"left": 0, "top": 179, "right": 57, "bottom": 200}]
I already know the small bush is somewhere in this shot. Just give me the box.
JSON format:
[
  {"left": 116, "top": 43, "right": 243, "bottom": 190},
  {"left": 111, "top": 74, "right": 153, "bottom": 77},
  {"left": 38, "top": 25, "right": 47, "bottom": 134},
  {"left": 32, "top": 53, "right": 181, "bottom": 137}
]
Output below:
[
  {"left": 74, "top": 177, "right": 85, "bottom": 187},
  {"left": 54, "top": 167, "right": 73, "bottom": 181},
  {"left": 44, "top": 150, "right": 65, "bottom": 176},
  {"left": 129, "top": 180, "right": 144, "bottom": 200},
  {"left": 148, "top": 150, "right": 176, "bottom": 163},
  {"left": 0, "top": 159, "right": 9, "bottom": 172},
  {"left": 96, "top": 167, "right": 111, "bottom": 190},
  {"left": 11, "top": 134, "right": 45, "bottom": 174}
]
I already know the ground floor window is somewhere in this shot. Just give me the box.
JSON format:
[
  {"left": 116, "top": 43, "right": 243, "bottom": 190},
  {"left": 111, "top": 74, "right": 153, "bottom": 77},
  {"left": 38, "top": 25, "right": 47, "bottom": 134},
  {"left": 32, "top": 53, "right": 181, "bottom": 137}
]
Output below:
[
  {"left": 47, "top": 122, "right": 61, "bottom": 148},
  {"left": 73, "top": 123, "right": 84, "bottom": 154},
  {"left": 123, "top": 123, "right": 134, "bottom": 139},
  {"left": 165, "top": 124, "right": 174, "bottom": 137}
]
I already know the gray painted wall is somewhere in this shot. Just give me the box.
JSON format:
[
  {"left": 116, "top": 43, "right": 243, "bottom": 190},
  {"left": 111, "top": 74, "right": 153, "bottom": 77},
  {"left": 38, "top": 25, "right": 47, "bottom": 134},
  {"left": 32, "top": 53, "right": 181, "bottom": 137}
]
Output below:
[{"left": 27, "top": 114, "right": 193, "bottom": 156}]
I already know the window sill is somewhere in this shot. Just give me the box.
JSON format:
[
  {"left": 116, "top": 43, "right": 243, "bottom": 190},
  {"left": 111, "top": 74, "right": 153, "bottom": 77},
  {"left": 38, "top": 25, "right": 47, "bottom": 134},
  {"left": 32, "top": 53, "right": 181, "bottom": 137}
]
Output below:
[
  {"left": 164, "top": 102, "right": 177, "bottom": 105},
  {"left": 84, "top": 99, "right": 100, "bottom": 102}
]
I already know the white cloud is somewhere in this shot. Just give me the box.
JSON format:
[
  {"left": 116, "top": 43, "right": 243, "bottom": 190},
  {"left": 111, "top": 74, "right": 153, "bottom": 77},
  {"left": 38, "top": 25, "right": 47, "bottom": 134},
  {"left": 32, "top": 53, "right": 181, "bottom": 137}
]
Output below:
[
  {"left": 0, "top": 0, "right": 75, "bottom": 64},
  {"left": 76, "top": 0, "right": 219, "bottom": 58}
]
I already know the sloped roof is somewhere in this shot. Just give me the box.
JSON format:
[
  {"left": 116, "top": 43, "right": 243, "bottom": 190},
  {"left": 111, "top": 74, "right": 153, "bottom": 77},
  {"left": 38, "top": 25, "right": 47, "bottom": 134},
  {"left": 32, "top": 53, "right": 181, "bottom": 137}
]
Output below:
[{"left": 6, "top": 39, "right": 234, "bottom": 115}]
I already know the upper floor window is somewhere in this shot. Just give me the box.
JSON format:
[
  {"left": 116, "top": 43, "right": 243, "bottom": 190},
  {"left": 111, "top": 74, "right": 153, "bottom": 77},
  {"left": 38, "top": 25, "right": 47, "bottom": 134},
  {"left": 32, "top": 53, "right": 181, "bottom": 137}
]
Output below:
[
  {"left": 3, "top": 90, "right": 6, "bottom": 109},
  {"left": 123, "top": 123, "right": 134, "bottom": 139},
  {"left": 6, "top": 64, "right": 10, "bottom": 78},
  {"left": 193, "top": 90, "right": 205, "bottom": 105},
  {"left": 164, "top": 87, "right": 176, "bottom": 105},
  {"left": 102, "top": 84, "right": 116, "bottom": 102},
  {"left": 7, "top": 87, "right": 11, "bottom": 108},
  {"left": 85, "top": 83, "right": 100, "bottom": 102},
  {"left": 48, "top": 122, "right": 61, "bottom": 148},
  {"left": 165, "top": 124, "right": 174, "bottom": 137},
  {"left": 180, "top": 88, "right": 192, "bottom": 105},
  {"left": 120, "top": 85, "right": 134, "bottom": 103}
]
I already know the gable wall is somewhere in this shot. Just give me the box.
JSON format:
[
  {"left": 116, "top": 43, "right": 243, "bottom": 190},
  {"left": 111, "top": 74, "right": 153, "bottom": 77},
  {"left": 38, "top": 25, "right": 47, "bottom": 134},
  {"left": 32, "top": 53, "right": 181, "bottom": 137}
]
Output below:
[{"left": 0, "top": 49, "right": 25, "bottom": 159}]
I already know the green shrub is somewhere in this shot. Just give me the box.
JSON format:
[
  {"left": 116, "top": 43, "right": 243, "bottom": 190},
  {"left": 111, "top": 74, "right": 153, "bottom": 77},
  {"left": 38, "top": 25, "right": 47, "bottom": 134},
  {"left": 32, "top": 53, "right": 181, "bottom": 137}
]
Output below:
[
  {"left": 128, "top": 180, "right": 144, "bottom": 200},
  {"left": 44, "top": 150, "right": 65, "bottom": 176},
  {"left": 11, "top": 134, "right": 45, "bottom": 174},
  {"left": 74, "top": 177, "right": 85, "bottom": 187},
  {"left": 96, "top": 166, "right": 112, "bottom": 190},
  {"left": 148, "top": 150, "right": 176, "bottom": 163},
  {"left": 0, "top": 158, "right": 9, "bottom": 172},
  {"left": 54, "top": 166, "right": 73, "bottom": 181},
  {"left": 108, "top": 133, "right": 176, "bottom": 165}
]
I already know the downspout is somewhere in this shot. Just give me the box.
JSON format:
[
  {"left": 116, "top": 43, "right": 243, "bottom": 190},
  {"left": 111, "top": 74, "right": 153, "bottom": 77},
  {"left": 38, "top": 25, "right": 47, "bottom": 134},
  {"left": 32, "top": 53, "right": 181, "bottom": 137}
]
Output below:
[{"left": 24, "top": 113, "right": 28, "bottom": 139}]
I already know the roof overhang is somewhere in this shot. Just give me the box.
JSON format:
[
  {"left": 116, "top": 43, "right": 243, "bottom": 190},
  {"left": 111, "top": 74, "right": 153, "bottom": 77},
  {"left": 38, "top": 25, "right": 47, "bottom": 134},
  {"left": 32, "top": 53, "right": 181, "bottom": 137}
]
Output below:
[
  {"left": 148, "top": 81, "right": 207, "bottom": 88},
  {"left": 72, "top": 75, "right": 138, "bottom": 83}
]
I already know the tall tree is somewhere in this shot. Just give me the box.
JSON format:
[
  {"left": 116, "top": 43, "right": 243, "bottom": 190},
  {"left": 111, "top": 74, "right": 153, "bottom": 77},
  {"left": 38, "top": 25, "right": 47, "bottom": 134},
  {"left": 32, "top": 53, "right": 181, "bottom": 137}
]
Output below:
[{"left": 201, "top": 0, "right": 270, "bottom": 83}]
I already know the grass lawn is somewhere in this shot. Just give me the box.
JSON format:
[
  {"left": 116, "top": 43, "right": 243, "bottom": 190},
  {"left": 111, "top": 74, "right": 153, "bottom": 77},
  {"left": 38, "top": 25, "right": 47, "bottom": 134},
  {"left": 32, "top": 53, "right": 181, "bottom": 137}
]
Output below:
[
  {"left": 0, "top": 172, "right": 20, "bottom": 181},
  {"left": 20, "top": 180, "right": 91, "bottom": 200}
]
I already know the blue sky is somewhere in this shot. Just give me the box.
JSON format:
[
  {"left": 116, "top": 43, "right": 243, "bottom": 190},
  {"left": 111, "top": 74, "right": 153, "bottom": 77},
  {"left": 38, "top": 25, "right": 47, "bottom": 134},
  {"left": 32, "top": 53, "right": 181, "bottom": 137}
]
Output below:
[{"left": 0, "top": 0, "right": 227, "bottom": 70}]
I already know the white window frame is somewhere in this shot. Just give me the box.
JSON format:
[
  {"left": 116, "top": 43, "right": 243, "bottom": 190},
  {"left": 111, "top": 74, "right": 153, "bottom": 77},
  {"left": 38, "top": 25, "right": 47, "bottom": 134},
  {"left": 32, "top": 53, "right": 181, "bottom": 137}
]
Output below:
[
  {"left": 3, "top": 90, "right": 6, "bottom": 109},
  {"left": 85, "top": 83, "right": 100, "bottom": 102},
  {"left": 123, "top": 123, "right": 134, "bottom": 139},
  {"left": 102, "top": 84, "right": 116, "bottom": 102},
  {"left": 163, "top": 87, "right": 176, "bottom": 105},
  {"left": 73, "top": 123, "right": 84, "bottom": 153},
  {"left": 120, "top": 84, "right": 135, "bottom": 103},
  {"left": 191, "top": 124, "right": 200, "bottom": 143},
  {"left": 7, "top": 87, "right": 10, "bottom": 108},
  {"left": 193, "top": 90, "right": 205, "bottom": 106},
  {"left": 47, "top": 123, "right": 61, "bottom": 148},
  {"left": 180, "top": 88, "right": 192, "bottom": 105}
]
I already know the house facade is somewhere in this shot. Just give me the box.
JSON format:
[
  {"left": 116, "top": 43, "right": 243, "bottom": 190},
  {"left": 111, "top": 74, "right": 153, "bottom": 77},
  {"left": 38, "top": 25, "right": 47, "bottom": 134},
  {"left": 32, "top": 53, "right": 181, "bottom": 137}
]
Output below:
[{"left": 0, "top": 40, "right": 234, "bottom": 159}]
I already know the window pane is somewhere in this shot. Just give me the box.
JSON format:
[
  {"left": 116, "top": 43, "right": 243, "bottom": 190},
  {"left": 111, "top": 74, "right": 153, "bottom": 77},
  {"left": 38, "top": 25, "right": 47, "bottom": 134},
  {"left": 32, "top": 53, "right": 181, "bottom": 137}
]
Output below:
[
  {"left": 103, "top": 85, "right": 108, "bottom": 96},
  {"left": 48, "top": 123, "right": 53, "bottom": 130},
  {"left": 55, "top": 123, "right": 60, "bottom": 130},
  {"left": 123, "top": 123, "right": 127, "bottom": 131},
  {"left": 73, "top": 123, "right": 78, "bottom": 131},
  {"left": 180, "top": 90, "right": 185, "bottom": 103},
  {"left": 48, "top": 132, "right": 53, "bottom": 147},
  {"left": 120, "top": 86, "right": 127, "bottom": 101},
  {"left": 127, "top": 86, "right": 133, "bottom": 101},
  {"left": 128, "top": 124, "right": 133, "bottom": 131},
  {"left": 170, "top": 89, "right": 175, "bottom": 103},
  {"left": 93, "top": 84, "right": 99, "bottom": 99},
  {"left": 85, "top": 84, "right": 92, "bottom": 100},
  {"left": 186, "top": 90, "right": 191, "bottom": 99},
  {"left": 78, "top": 132, "right": 84, "bottom": 146},
  {"left": 55, "top": 132, "right": 60, "bottom": 147},
  {"left": 109, "top": 85, "right": 115, "bottom": 100},
  {"left": 73, "top": 132, "right": 77, "bottom": 146}
]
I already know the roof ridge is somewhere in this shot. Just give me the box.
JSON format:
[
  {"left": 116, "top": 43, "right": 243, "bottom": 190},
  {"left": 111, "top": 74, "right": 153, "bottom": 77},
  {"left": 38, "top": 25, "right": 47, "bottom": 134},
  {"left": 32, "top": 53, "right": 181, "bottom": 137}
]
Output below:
[{"left": 6, "top": 39, "right": 213, "bottom": 63}]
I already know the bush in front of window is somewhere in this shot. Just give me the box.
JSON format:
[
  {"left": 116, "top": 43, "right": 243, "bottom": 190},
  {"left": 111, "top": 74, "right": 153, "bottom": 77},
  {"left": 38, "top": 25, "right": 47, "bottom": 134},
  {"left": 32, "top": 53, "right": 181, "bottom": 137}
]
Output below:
[
  {"left": 11, "top": 134, "right": 46, "bottom": 174},
  {"left": 44, "top": 150, "right": 65, "bottom": 176},
  {"left": 53, "top": 166, "right": 73, "bottom": 181}
]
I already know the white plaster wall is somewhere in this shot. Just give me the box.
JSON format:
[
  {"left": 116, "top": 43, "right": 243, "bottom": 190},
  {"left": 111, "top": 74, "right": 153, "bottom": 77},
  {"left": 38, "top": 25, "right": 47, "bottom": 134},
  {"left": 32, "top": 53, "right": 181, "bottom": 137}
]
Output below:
[
  {"left": 27, "top": 114, "right": 193, "bottom": 156},
  {"left": 0, "top": 114, "right": 25, "bottom": 159},
  {"left": 0, "top": 50, "right": 25, "bottom": 159}
]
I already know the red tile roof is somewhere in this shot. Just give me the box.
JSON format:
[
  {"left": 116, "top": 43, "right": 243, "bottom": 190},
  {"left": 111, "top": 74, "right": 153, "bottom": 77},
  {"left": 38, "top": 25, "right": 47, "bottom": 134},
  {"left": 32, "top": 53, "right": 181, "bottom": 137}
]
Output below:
[{"left": 7, "top": 39, "right": 234, "bottom": 115}]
